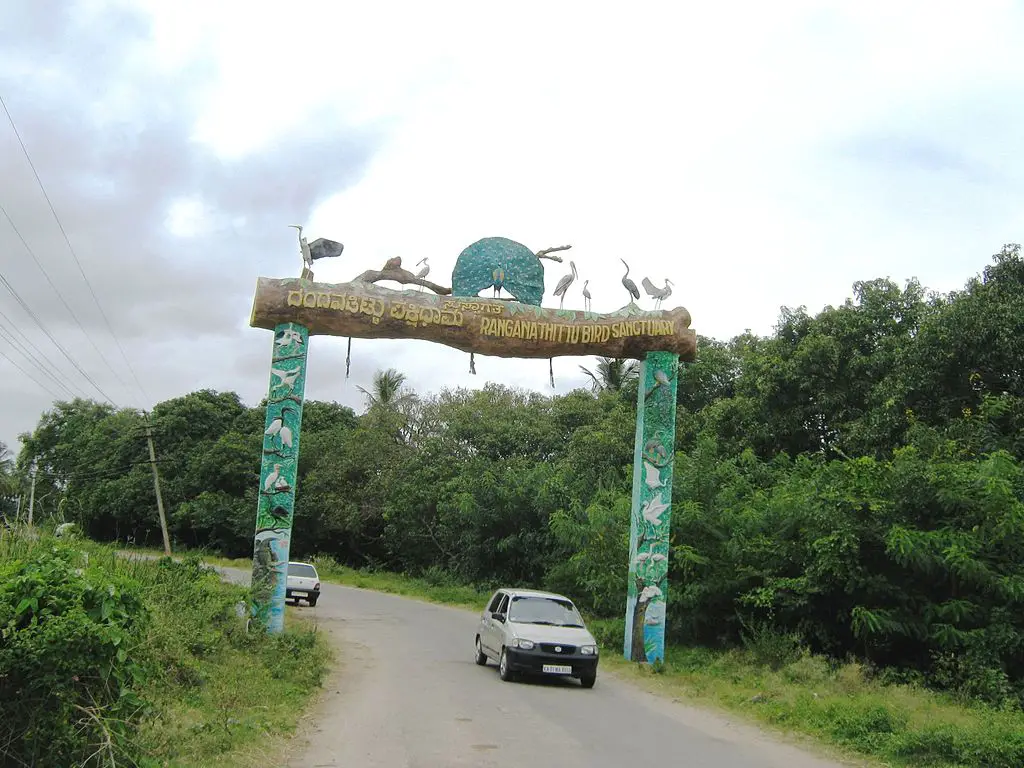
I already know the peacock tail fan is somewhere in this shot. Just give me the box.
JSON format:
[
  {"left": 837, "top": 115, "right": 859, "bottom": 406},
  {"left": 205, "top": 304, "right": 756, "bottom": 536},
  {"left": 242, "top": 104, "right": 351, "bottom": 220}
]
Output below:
[{"left": 451, "top": 236, "right": 545, "bottom": 306}]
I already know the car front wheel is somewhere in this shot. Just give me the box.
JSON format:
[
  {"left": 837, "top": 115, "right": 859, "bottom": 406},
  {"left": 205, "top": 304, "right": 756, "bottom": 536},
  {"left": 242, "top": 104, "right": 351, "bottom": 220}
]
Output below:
[
  {"left": 498, "top": 648, "right": 515, "bottom": 682},
  {"left": 580, "top": 671, "right": 596, "bottom": 689},
  {"left": 308, "top": 595, "right": 318, "bottom": 607},
  {"left": 474, "top": 636, "right": 488, "bottom": 666}
]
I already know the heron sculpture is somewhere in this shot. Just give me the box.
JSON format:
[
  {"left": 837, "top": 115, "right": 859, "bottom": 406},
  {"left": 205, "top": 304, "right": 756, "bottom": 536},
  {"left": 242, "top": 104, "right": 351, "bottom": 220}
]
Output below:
[
  {"left": 552, "top": 261, "right": 577, "bottom": 309},
  {"left": 641, "top": 277, "right": 674, "bottom": 309},
  {"left": 582, "top": 279, "right": 592, "bottom": 312},
  {"left": 620, "top": 258, "right": 640, "bottom": 304}
]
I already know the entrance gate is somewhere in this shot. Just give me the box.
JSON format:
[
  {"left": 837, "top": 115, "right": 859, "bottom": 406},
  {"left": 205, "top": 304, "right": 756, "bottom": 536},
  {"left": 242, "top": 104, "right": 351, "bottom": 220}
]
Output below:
[{"left": 247, "top": 232, "right": 696, "bottom": 664}]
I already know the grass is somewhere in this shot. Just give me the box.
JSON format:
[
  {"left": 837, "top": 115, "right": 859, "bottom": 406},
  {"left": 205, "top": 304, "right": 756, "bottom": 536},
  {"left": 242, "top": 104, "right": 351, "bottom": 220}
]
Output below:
[
  {"left": 126, "top": 543, "right": 1024, "bottom": 767},
  {"left": 134, "top": 605, "right": 329, "bottom": 768},
  {"left": 1, "top": 530, "right": 332, "bottom": 768}
]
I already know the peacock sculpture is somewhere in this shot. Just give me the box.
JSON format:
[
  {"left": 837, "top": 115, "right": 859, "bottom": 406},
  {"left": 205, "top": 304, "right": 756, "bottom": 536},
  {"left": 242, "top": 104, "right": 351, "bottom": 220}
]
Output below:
[{"left": 451, "top": 236, "right": 568, "bottom": 305}]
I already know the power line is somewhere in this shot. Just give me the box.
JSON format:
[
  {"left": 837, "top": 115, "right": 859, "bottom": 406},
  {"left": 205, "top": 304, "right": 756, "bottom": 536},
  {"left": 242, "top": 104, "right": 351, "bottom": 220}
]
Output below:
[
  {"left": 0, "top": 345, "right": 64, "bottom": 401},
  {"left": 0, "top": 311, "right": 82, "bottom": 399},
  {"left": 0, "top": 266, "right": 116, "bottom": 404},
  {"left": 0, "top": 92, "right": 149, "bottom": 407},
  {"left": 0, "top": 203, "right": 134, "bottom": 400}
]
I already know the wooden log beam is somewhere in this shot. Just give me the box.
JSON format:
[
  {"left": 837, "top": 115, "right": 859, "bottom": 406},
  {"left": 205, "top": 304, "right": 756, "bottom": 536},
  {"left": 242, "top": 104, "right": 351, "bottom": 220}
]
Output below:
[{"left": 249, "top": 277, "right": 697, "bottom": 362}]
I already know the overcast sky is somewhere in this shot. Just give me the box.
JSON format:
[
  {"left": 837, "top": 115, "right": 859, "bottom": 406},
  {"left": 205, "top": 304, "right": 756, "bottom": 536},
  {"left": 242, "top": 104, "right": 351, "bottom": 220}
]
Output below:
[{"left": 1, "top": 0, "right": 1023, "bottom": 452}]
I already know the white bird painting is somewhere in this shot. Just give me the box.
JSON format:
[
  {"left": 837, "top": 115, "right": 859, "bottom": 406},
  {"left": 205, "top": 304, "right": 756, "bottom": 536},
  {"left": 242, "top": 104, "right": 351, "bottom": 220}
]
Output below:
[
  {"left": 275, "top": 328, "right": 304, "bottom": 350},
  {"left": 264, "top": 463, "right": 282, "bottom": 492},
  {"left": 639, "top": 584, "right": 663, "bottom": 603},
  {"left": 640, "top": 494, "right": 670, "bottom": 527},
  {"left": 634, "top": 549, "right": 668, "bottom": 567},
  {"left": 270, "top": 365, "right": 302, "bottom": 391},
  {"left": 265, "top": 417, "right": 283, "bottom": 440},
  {"left": 265, "top": 407, "right": 297, "bottom": 449},
  {"left": 643, "top": 460, "right": 665, "bottom": 490}
]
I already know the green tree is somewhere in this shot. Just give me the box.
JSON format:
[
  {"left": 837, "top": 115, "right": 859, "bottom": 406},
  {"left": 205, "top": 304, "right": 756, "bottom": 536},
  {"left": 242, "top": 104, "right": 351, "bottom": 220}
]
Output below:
[{"left": 578, "top": 357, "right": 639, "bottom": 393}]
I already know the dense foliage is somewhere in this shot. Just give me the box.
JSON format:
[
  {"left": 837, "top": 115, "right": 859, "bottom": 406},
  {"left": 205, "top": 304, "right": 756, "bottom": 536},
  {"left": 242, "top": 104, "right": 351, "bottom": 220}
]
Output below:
[
  {"left": 11, "top": 244, "right": 1024, "bottom": 708},
  {"left": 0, "top": 533, "right": 327, "bottom": 767}
]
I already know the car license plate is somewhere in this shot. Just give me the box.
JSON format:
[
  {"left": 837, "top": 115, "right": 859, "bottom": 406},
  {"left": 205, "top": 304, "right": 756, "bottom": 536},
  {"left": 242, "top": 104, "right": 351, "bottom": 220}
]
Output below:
[{"left": 542, "top": 664, "right": 572, "bottom": 675}]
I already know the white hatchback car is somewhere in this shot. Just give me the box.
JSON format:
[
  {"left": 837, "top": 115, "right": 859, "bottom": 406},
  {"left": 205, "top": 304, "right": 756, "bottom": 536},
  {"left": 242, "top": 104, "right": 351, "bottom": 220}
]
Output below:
[
  {"left": 286, "top": 561, "right": 321, "bottom": 606},
  {"left": 474, "top": 588, "right": 599, "bottom": 688}
]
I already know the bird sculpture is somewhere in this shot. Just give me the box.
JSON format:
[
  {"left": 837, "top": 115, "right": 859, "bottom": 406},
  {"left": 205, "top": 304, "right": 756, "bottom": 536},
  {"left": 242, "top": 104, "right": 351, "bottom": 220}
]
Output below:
[
  {"left": 641, "top": 277, "right": 674, "bottom": 309},
  {"left": 415, "top": 257, "right": 430, "bottom": 292},
  {"left": 582, "top": 279, "right": 592, "bottom": 312},
  {"left": 289, "top": 225, "right": 313, "bottom": 276},
  {"left": 552, "top": 261, "right": 577, "bottom": 309},
  {"left": 620, "top": 259, "right": 640, "bottom": 304},
  {"left": 289, "top": 225, "right": 343, "bottom": 279}
]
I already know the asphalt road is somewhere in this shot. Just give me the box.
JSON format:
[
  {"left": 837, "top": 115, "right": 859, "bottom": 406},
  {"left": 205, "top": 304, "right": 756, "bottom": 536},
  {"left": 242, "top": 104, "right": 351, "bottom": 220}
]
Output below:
[{"left": 218, "top": 566, "right": 849, "bottom": 768}]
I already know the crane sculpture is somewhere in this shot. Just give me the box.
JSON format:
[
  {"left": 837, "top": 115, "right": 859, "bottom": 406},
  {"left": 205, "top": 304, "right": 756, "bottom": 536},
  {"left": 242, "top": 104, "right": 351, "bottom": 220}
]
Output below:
[
  {"left": 552, "top": 261, "right": 577, "bottom": 309},
  {"left": 641, "top": 277, "right": 674, "bottom": 309},
  {"left": 620, "top": 258, "right": 640, "bottom": 304}
]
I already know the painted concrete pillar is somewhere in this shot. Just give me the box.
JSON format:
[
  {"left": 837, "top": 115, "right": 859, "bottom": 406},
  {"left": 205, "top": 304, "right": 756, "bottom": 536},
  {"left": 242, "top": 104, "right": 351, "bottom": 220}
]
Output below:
[
  {"left": 624, "top": 351, "right": 679, "bottom": 663},
  {"left": 251, "top": 322, "right": 309, "bottom": 634}
]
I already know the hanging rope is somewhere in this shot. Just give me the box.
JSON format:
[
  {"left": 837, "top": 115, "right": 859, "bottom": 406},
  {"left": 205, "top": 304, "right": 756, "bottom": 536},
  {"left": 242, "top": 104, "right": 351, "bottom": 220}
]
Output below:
[
  {"left": 469, "top": 352, "right": 476, "bottom": 375},
  {"left": 345, "top": 337, "right": 352, "bottom": 378}
]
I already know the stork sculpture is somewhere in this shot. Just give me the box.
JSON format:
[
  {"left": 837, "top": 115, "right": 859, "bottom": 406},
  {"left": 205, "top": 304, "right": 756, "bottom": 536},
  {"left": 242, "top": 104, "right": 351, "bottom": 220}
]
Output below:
[{"left": 582, "top": 279, "right": 592, "bottom": 312}]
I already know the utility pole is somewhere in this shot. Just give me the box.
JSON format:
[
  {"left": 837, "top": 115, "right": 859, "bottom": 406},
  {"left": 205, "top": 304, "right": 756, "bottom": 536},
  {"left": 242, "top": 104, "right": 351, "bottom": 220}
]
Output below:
[
  {"left": 27, "top": 464, "right": 36, "bottom": 527},
  {"left": 144, "top": 415, "right": 172, "bottom": 556}
]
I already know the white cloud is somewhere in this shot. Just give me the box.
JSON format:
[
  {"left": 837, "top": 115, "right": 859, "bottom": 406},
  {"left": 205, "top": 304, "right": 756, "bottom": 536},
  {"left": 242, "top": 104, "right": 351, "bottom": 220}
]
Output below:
[
  {"left": 136, "top": 0, "right": 1024, "bottom": 403},
  {"left": 5, "top": 0, "right": 1024, "bottom": 448}
]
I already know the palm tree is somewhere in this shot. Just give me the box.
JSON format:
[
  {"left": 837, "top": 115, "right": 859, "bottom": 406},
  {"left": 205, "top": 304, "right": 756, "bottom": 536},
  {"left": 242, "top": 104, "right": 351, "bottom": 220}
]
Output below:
[
  {"left": 357, "top": 368, "right": 417, "bottom": 412},
  {"left": 578, "top": 357, "right": 639, "bottom": 393}
]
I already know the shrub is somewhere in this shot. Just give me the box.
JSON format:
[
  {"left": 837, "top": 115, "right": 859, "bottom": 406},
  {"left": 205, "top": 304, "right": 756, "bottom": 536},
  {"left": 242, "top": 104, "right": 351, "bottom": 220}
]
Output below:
[{"left": 0, "top": 544, "right": 150, "bottom": 766}]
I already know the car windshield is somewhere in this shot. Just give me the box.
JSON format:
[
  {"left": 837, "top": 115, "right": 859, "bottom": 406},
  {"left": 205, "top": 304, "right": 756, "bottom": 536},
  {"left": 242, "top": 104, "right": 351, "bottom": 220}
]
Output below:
[
  {"left": 508, "top": 596, "right": 584, "bottom": 627},
  {"left": 288, "top": 563, "right": 317, "bottom": 578}
]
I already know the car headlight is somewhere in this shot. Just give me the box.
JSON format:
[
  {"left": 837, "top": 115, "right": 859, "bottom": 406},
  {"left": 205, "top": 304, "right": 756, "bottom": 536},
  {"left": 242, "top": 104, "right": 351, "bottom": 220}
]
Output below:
[
  {"left": 512, "top": 638, "right": 535, "bottom": 650},
  {"left": 580, "top": 644, "right": 597, "bottom": 655}
]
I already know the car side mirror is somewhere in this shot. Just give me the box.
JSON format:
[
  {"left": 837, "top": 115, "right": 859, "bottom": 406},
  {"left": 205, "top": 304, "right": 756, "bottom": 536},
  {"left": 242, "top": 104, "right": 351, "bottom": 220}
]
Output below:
[{"left": 493, "top": 612, "right": 506, "bottom": 623}]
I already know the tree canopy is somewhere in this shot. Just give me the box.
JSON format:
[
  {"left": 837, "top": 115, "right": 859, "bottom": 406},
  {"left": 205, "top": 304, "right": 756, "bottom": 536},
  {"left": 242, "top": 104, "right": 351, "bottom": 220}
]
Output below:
[{"left": 10, "top": 243, "right": 1024, "bottom": 707}]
